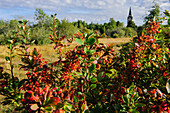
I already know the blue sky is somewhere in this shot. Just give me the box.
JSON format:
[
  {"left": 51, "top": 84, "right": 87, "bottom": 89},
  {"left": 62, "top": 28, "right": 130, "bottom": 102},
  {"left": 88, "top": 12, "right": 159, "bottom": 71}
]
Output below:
[{"left": 0, "top": 0, "right": 170, "bottom": 26}]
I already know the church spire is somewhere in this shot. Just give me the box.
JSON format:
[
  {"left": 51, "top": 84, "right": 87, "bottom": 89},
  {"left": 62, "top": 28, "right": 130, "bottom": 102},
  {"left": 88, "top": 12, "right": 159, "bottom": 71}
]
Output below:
[
  {"left": 127, "top": 7, "right": 136, "bottom": 28},
  {"left": 129, "top": 7, "right": 132, "bottom": 16},
  {"left": 127, "top": 7, "right": 133, "bottom": 21},
  {"left": 127, "top": 7, "right": 133, "bottom": 27}
]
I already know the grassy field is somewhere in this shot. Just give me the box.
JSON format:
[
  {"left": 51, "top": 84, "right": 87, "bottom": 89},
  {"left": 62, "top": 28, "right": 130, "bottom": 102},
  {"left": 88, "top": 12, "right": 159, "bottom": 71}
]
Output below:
[
  {"left": 0, "top": 37, "right": 131, "bottom": 77},
  {"left": 0, "top": 38, "right": 131, "bottom": 78},
  {"left": 0, "top": 37, "right": 131, "bottom": 112}
]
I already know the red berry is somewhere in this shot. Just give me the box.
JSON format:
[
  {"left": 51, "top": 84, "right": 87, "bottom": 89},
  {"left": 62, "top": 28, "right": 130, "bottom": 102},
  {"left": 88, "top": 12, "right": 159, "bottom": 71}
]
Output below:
[{"left": 60, "top": 93, "right": 64, "bottom": 97}]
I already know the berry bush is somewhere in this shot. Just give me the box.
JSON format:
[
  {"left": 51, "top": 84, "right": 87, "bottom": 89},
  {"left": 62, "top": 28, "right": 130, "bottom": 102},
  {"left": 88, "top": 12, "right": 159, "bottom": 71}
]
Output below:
[{"left": 0, "top": 12, "right": 170, "bottom": 113}]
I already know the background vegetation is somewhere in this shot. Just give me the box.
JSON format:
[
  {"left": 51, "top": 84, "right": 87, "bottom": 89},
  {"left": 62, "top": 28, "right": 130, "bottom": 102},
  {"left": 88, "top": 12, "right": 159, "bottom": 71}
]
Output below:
[
  {"left": 0, "top": 3, "right": 169, "bottom": 46},
  {"left": 0, "top": 9, "right": 133, "bottom": 45}
]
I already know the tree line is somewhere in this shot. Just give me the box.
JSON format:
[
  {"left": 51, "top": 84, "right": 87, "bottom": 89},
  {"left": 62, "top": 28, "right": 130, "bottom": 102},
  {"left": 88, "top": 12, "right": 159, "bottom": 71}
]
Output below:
[{"left": 0, "top": 3, "right": 169, "bottom": 45}]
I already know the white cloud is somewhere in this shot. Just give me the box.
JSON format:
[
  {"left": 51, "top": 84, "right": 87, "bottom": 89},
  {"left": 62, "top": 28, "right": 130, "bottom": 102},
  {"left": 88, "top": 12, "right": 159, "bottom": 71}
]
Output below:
[
  {"left": 97, "top": 1, "right": 106, "bottom": 6},
  {"left": 132, "top": 0, "right": 137, "bottom": 2},
  {"left": 0, "top": 0, "right": 170, "bottom": 25},
  {"left": 66, "top": 0, "right": 72, "bottom": 4},
  {"left": 116, "top": 0, "right": 127, "bottom": 6}
]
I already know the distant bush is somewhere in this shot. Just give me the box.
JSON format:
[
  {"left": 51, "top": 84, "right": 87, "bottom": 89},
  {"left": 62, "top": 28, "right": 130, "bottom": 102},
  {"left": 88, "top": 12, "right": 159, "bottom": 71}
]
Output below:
[
  {"left": 30, "top": 27, "right": 51, "bottom": 45},
  {"left": 58, "top": 19, "right": 78, "bottom": 39},
  {"left": 123, "top": 27, "right": 137, "bottom": 37},
  {"left": 106, "top": 28, "right": 126, "bottom": 38},
  {"left": 160, "top": 26, "right": 170, "bottom": 39}
]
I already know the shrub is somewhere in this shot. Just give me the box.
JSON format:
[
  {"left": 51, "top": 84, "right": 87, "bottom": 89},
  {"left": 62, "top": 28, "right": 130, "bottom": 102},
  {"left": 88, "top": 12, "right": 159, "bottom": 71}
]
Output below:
[
  {"left": 106, "top": 28, "right": 125, "bottom": 38},
  {"left": 123, "top": 27, "right": 137, "bottom": 37},
  {"left": 0, "top": 13, "right": 169, "bottom": 113}
]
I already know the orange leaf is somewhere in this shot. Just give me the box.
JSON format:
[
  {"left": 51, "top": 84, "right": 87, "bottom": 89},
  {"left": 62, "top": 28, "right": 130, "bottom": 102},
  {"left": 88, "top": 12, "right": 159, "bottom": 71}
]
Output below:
[{"left": 50, "top": 97, "right": 59, "bottom": 105}]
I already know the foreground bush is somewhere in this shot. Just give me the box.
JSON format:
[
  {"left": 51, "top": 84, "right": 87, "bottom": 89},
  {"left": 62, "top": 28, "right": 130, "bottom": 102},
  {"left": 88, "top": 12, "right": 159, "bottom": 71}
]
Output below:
[{"left": 0, "top": 12, "right": 170, "bottom": 113}]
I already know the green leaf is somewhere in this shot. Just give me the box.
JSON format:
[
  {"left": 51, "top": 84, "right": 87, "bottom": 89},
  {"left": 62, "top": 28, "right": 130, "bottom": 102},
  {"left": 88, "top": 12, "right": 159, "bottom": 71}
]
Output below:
[
  {"left": 23, "top": 19, "right": 28, "bottom": 24},
  {"left": 132, "top": 93, "right": 139, "bottom": 102},
  {"left": 134, "top": 103, "right": 145, "bottom": 107},
  {"left": 90, "top": 84, "right": 96, "bottom": 89},
  {"left": 81, "top": 101, "right": 87, "bottom": 112},
  {"left": 91, "top": 77, "right": 97, "bottom": 83},
  {"left": 33, "top": 49, "right": 38, "bottom": 56},
  {"left": 8, "top": 40, "right": 13, "bottom": 43},
  {"left": 122, "top": 95, "right": 128, "bottom": 103},
  {"left": 18, "top": 21, "right": 23, "bottom": 24},
  {"left": 126, "top": 94, "right": 131, "bottom": 104},
  {"left": 130, "top": 109, "right": 139, "bottom": 113},
  {"left": 46, "top": 91, "right": 51, "bottom": 103},
  {"left": 89, "top": 50, "right": 95, "bottom": 54},
  {"left": 64, "top": 103, "right": 72, "bottom": 111},
  {"left": 121, "top": 104, "right": 128, "bottom": 108},
  {"left": 89, "top": 58, "right": 95, "bottom": 62},
  {"left": 86, "top": 32, "right": 94, "bottom": 39},
  {"left": 21, "top": 57, "right": 29, "bottom": 64},
  {"left": 84, "top": 47, "right": 89, "bottom": 54},
  {"left": 9, "top": 44, "right": 12, "bottom": 49},
  {"left": 73, "top": 96, "right": 78, "bottom": 103},
  {"left": 87, "top": 38, "right": 95, "bottom": 45},
  {"left": 44, "top": 106, "right": 52, "bottom": 111},
  {"left": 5, "top": 56, "right": 10, "bottom": 62},
  {"left": 96, "top": 38, "right": 99, "bottom": 44},
  {"left": 89, "top": 63, "right": 96, "bottom": 73},
  {"left": 168, "top": 18, "right": 170, "bottom": 25},
  {"left": 31, "top": 40, "right": 35, "bottom": 44},
  {"left": 97, "top": 72, "right": 104, "bottom": 81},
  {"left": 75, "top": 38, "right": 83, "bottom": 45},
  {"left": 55, "top": 103, "right": 64, "bottom": 109},
  {"left": 77, "top": 55, "right": 82, "bottom": 60},
  {"left": 78, "top": 92, "right": 83, "bottom": 95},
  {"left": 84, "top": 32, "right": 93, "bottom": 43},
  {"left": 164, "top": 53, "right": 169, "bottom": 60},
  {"left": 164, "top": 10, "right": 170, "bottom": 17},
  {"left": 128, "top": 85, "right": 135, "bottom": 94}
]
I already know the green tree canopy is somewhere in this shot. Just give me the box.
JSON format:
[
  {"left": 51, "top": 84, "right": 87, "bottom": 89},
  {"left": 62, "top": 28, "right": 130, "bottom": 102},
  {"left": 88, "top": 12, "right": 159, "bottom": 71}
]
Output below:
[
  {"left": 34, "top": 8, "right": 46, "bottom": 27},
  {"left": 144, "top": 3, "right": 160, "bottom": 23},
  {"left": 127, "top": 20, "right": 137, "bottom": 29},
  {"left": 58, "top": 19, "right": 78, "bottom": 39}
]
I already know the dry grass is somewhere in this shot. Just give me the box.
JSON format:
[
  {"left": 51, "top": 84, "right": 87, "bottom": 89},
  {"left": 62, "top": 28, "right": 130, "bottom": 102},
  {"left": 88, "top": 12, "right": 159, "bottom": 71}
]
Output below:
[
  {"left": 0, "top": 37, "right": 131, "bottom": 78},
  {"left": 99, "top": 37, "right": 131, "bottom": 45},
  {"left": 0, "top": 37, "right": 131, "bottom": 76}
]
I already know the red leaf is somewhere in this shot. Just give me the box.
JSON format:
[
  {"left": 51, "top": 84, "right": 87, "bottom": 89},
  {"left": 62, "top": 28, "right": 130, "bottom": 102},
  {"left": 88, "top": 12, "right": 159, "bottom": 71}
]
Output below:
[{"left": 50, "top": 97, "right": 59, "bottom": 105}]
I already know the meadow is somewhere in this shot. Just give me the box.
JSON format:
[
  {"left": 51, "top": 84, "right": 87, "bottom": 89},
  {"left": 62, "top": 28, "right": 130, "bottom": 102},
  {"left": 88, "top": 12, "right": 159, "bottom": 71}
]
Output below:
[{"left": 0, "top": 37, "right": 131, "bottom": 79}]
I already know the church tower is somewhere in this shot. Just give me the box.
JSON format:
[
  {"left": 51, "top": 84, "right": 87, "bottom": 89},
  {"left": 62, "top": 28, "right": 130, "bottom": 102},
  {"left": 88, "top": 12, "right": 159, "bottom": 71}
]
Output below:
[
  {"left": 127, "top": 7, "right": 133, "bottom": 25},
  {"left": 127, "top": 7, "right": 136, "bottom": 28}
]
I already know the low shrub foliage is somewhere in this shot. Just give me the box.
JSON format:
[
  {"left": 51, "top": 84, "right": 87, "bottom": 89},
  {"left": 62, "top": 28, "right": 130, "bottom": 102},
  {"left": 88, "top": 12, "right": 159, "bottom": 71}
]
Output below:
[{"left": 0, "top": 12, "right": 170, "bottom": 113}]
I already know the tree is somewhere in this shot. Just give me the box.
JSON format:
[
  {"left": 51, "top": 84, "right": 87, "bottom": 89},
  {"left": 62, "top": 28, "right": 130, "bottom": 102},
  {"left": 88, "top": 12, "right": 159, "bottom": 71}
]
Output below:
[
  {"left": 107, "top": 18, "right": 116, "bottom": 29},
  {"left": 127, "top": 20, "right": 137, "bottom": 29},
  {"left": 116, "top": 21, "right": 124, "bottom": 27},
  {"left": 123, "top": 27, "right": 137, "bottom": 37},
  {"left": 87, "top": 22, "right": 96, "bottom": 30},
  {"left": 34, "top": 8, "right": 46, "bottom": 27},
  {"left": 144, "top": 3, "right": 160, "bottom": 23},
  {"left": 58, "top": 19, "right": 78, "bottom": 39}
]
